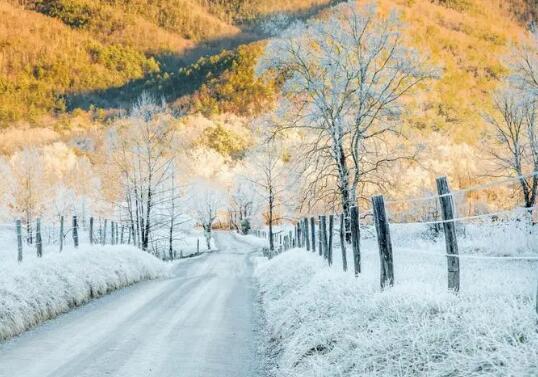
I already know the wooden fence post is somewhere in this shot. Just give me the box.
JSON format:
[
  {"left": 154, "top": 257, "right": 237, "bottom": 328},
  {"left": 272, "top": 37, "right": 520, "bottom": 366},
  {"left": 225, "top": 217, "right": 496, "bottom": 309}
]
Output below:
[
  {"left": 372, "top": 195, "right": 394, "bottom": 288},
  {"left": 121, "top": 225, "right": 124, "bottom": 244},
  {"left": 289, "top": 230, "right": 293, "bottom": 247},
  {"left": 304, "top": 218, "right": 310, "bottom": 251},
  {"left": 350, "top": 206, "right": 361, "bottom": 276},
  {"left": 320, "top": 215, "right": 328, "bottom": 260},
  {"left": 297, "top": 223, "right": 301, "bottom": 248},
  {"left": 16, "top": 219, "right": 22, "bottom": 263},
  {"left": 103, "top": 219, "right": 107, "bottom": 245},
  {"left": 339, "top": 213, "right": 347, "bottom": 272},
  {"left": 328, "top": 214, "right": 334, "bottom": 266},
  {"left": 318, "top": 217, "right": 322, "bottom": 256},
  {"left": 59, "top": 216, "right": 64, "bottom": 252},
  {"left": 89, "top": 217, "right": 94, "bottom": 245},
  {"left": 116, "top": 224, "right": 119, "bottom": 245},
  {"left": 436, "top": 176, "right": 460, "bottom": 292},
  {"left": 73, "top": 215, "right": 79, "bottom": 248},
  {"left": 111, "top": 222, "right": 115, "bottom": 245},
  {"left": 310, "top": 217, "right": 316, "bottom": 253},
  {"left": 36, "top": 218, "right": 42, "bottom": 257}
]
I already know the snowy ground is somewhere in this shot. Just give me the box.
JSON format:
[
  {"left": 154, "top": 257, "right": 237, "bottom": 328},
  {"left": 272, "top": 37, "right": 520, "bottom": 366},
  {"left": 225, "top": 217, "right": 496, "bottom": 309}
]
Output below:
[
  {"left": 256, "top": 228, "right": 538, "bottom": 377},
  {"left": 0, "top": 232, "right": 266, "bottom": 377},
  {"left": 0, "top": 245, "right": 167, "bottom": 341}
]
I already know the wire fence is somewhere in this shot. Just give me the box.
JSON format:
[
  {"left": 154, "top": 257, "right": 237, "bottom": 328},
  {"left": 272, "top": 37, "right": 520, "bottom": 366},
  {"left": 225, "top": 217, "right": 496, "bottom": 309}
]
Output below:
[{"left": 253, "top": 172, "right": 538, "bottom": 314}]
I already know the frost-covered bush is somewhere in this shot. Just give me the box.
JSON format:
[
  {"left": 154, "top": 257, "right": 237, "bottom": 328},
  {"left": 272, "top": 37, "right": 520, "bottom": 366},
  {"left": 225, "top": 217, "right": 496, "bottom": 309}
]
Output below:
[
  {"left": 0, "top": 245, "right": 167, "bottom": 341},
  {"left": 257, "top": 247, "right": 538, "bottom": 377}
]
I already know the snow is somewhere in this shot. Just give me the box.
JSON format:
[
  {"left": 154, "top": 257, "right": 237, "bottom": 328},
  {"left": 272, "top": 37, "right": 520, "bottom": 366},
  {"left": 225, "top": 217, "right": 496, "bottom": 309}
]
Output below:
[
  {"left": 0, "top": 245, "right": 167, "bottom": 341},
  {"left": 256, "top": 235, "right": 538, "bottom": 376},
  {"left": 0, "top": 232, "right": 264, "bottom": 377}
]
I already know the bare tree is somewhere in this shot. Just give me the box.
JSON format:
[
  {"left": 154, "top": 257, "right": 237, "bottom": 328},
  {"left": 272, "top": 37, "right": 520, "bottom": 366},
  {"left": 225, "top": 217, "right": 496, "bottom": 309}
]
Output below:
[
  {"left": 247, "top": 139, "right": 288, "bottom": 252},
  {"left": 190, "top": 182, "right": 223, "bottom": 250},
  {"left": 484, "top": 89, "right": 538, "bottom": 208},
  {"left": 110, "top": 95, "right": 177, "bottom": 252},
  {"left": 483, "top": 31, "right": 538, "bottom": 208},
  {"left": 9, "top": 148, "right": 45, "bottom": 245},
  {"left": 256, "top": 2, "right": 438, "bottom": 237},
  {"left": 228, "top": 177, "right": 258, "bottom": 234}
]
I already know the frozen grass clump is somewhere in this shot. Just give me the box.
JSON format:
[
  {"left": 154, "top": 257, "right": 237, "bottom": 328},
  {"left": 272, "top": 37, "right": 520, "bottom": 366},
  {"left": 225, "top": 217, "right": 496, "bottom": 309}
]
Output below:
[
  {"left": 0, "top": 245, "right": 167, "bottom": 341},
  {"left": 257, "top": 247, "right": 538, "bottom": 377}
]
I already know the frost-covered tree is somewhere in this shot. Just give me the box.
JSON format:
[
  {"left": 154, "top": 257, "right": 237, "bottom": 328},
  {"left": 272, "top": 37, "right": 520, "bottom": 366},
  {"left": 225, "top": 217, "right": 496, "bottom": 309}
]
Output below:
[
  {"left": 228, "top": 177, "right": 258, "bottom": 234},
  {"left": 256, "top": 2, "right": 438, "bottom": 236},
  {"left": 246, "top": 139, "right": 288, "bottom": 252},
  {"left": 484, "top": 89, "right": 538, "bottom": 208},
  {"left": 109, "top": 95, "right": 177, "bottom": 252},
  {"left": 190, "top": 181, "right": 223, "bottom": 250},
  {"left": 8, "top": 148, "right": 46, "bottom": 244},
  {"left": 483, "top": 31, "right": 538, "bottom": 208}
]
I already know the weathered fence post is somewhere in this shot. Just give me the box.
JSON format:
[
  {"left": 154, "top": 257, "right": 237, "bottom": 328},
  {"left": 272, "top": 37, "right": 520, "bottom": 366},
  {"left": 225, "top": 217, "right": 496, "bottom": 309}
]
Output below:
[
  {"left": 297, "top": 223, "right": 302, "bottom": 248},
  {"left": 303, "top": 220, "right": 307, "bottom": 247},
  {"left": 310, "top": 217, "right": 316, "bottom": 253},
  {"left": 89, "top": 217, "right": 94, "bottom": 245},
  {"left": 16, "top": 219, "right": 22, "bottom": 262},
  {"left": 36, "top": 218, "right": 42, "bottom": 257},
  {"left": 304, "top": 218, "right": 310, "bottom": 251},
  {"left": 436, "top": 176, "right": 460, "bottom": 292},
  {"left": 73, "top": 215, "right": 79, "bottom": 248},
  {"left": 320, "top": 215, "right": 328, "bottom": 260},
  {"left": 197, "top": 238, "right": 200, "bottom": 254},
  {"left": 339, "top": 213, "right": 347, "bottom": 272},
  {"left": 289, "top": 230, "right": 293, "bottom": 247},
  {"left": 350, "top": 206, "right": 361, "bottom": 276},
  {"left": 59, "top": 216, "right": 64, "bottom": 252},
  {"left": 318, "top": 217, "right": 322, "bottom": 256},
  {"left": 116, "top": 224, "right": 119, "bottom": 245},
  {"left": 372, "top": 195, "right": 394, "bottom": 288},
  {"left": 111, "top": 222, "right": 115, "bottom": 245},
  {"left": 103, "top": 219, "right": 107, "bottom": 245},
  {"left": 328, "top": 214, "right": 334, "bottom": 266}
]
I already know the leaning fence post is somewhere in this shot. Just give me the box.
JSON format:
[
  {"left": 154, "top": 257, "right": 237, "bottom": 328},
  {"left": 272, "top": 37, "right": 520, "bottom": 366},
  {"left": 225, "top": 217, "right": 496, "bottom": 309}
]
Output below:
[
  {"left": 372, "top": 195, "right": 394, "bottom": 288},
  {"left": 73, "top": 215, "right": 79, "bottom": 248},
  {"left": 36, "top": 218, "right": 42, "bottom": 257},
  {"left": 350, "top": 206, "right": 361, "bottom": 276},
  {"left": 339, "top": 214, "right": 347, "bottom": 272},
  {"left": 16, "top": 219, "right": 22, "bottom": 262},
  {"left": 328, "top": 215, "right": 334, "bottom": 266},
  {"left": 59, "top": 216, "right": 64, "bottom": 252},
  {"left": 89, "top": 217, "right": 94, "bottom": 245},
  {"left": 436, "top": 176, "right": 460, "bottom": 292}
]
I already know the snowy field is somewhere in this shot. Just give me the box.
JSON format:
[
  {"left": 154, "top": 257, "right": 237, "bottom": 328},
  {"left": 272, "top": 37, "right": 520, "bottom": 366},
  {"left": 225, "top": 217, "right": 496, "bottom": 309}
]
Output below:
[
  {"left": 0, "top": 245, "right": 167, "bottom": 341},
  {"left": 256, "top": 222, "right": 538, "bottom": 377}
]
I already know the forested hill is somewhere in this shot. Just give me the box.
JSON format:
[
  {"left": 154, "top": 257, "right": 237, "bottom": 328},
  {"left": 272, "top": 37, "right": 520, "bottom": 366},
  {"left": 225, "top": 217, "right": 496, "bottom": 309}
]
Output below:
[{"left": 0, "top": 0, "right": 536, "bottom": 130}]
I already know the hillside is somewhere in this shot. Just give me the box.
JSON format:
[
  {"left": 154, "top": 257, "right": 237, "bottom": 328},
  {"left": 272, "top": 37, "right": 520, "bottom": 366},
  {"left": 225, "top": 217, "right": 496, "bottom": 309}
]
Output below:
[
  {"left": 0, "top": 0, "right": 329, "bottom": 125},
  {"left": 0, "top": 0, "right": 535, "bottom": 131}
]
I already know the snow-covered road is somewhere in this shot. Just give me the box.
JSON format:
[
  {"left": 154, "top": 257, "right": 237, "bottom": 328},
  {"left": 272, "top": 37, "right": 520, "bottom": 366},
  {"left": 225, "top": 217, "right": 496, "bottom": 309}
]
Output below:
[{"left": 0, "top": 232, "right": 264, "bottom": 377}]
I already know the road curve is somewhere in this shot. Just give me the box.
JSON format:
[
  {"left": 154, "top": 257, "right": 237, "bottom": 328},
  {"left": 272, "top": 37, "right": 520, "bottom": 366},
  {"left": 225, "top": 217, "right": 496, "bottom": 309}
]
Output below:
[{"left": 0, "top": 232, "right": 264, "bottom": 377}]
